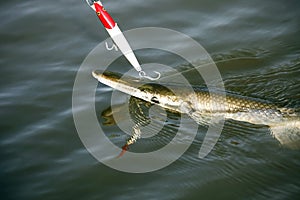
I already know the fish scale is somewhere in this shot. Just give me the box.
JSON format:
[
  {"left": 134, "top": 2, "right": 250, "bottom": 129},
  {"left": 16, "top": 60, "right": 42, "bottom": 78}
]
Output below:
[{"left": 93, "top": 70, "right": 300, "bottom": 148}]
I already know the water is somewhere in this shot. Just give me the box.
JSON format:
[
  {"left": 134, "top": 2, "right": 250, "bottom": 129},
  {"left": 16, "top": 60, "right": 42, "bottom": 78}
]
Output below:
[{"left": 1, "top": 0, "right": 300, "bottom": 199}]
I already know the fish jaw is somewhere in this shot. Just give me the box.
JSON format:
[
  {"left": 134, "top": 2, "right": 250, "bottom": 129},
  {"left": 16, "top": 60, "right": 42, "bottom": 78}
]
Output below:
[
  {"left": 92, "top": 70, "right": 142, "bottom": 98},
  {"left": 92, "top": 70, "right": 183, "bottom": 112}
]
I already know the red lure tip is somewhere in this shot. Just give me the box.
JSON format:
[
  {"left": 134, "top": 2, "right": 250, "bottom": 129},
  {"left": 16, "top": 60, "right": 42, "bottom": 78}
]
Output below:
[{"left": 94, "top": 2, "right": 116, "bottom": 29}]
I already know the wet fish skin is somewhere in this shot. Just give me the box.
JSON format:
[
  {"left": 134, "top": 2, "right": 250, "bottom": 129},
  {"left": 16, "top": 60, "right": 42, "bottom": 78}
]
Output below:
[{"left": 93, "top": 70, "right": 300, "bottom": 147}]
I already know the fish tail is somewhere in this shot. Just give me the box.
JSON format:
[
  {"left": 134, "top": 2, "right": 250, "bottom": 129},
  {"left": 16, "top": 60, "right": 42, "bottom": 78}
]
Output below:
[{"left": 270, "top": 120, "right": 300, "bottom": 149}]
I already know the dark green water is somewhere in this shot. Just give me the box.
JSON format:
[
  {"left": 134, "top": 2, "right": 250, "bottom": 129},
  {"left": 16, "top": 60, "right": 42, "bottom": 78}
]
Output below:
[{"left": 1, "top": 0, "right": 300, "bottom": 199}]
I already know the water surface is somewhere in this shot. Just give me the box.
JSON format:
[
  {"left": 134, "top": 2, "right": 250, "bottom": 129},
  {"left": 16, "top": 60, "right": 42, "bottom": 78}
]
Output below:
[{"left": 1, "top": 0, "right": 300, "bottom": 199}]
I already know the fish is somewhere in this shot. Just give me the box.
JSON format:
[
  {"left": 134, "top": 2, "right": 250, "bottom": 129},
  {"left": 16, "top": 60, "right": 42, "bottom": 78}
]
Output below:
[{"left": 92, "top": 70, "right": 300, "bottom": 151}]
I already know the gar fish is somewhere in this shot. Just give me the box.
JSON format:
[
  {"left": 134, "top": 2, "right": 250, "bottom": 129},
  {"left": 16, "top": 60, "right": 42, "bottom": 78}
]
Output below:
[{"left": 92, "top": 70, "right": 300, "bottom": 151}]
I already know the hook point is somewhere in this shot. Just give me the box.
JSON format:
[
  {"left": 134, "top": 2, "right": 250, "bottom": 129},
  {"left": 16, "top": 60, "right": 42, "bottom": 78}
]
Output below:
[{"left": 139, "top": 71, "right": 161, "bottom": 81}]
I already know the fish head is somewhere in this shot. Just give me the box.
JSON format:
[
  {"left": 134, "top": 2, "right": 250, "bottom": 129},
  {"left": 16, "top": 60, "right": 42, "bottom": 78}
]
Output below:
[
  {"left": 92, "top": 70, "right": 182, "bottom": 111},
  {"left": 137, "top": 83, "right": 181, "bottom": 110}
]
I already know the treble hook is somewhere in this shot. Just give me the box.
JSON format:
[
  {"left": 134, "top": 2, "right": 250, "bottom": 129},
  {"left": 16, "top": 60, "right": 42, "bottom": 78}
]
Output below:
[
  {"left": 105, "top": 41, "right": 118, "bottom": 51},
  {"left": 86, "top": 0, "right": 96, "bottom": 6},
  {"left": 139, "top": 71, "right": 161, "bottom": 81}
]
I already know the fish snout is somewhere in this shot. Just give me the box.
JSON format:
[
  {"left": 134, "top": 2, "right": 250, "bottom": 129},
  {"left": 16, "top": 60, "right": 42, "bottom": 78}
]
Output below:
[{"left": 92, "top": 70, "right": 104, "bottom": 80}]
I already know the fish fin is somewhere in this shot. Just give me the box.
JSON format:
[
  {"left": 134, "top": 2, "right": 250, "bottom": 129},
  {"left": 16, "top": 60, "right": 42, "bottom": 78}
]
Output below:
[
  {"left": 180, "top": 101, "right": 211, "bottom": 126},
  {"left": 270, "top": 120, "right": 300, "bottom": 149},
  {"left": 117, "top": 126, "right": 141, "bottom": 158},
  {"left": 180, "top": 101, "right": 224, "bottom": 158},
  {"left": 117, "top": 144, "right": 129, "bottom": 158}
]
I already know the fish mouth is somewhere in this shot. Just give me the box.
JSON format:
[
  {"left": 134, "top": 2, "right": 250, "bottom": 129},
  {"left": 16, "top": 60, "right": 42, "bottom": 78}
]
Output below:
[
  {"left": 92, "top": 70, "right": 139, "bottom": 83},
  {"left": 92, "top": 70, "right": 122, "bottom": 81},
  {"left": 92, "top": 70, "right": 145, "bottom": 97}
]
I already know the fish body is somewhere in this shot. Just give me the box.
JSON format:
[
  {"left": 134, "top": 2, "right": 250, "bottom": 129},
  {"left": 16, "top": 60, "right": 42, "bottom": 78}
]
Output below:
[{"left": 92, "top": 70, "right": 300, "bottom": 148}]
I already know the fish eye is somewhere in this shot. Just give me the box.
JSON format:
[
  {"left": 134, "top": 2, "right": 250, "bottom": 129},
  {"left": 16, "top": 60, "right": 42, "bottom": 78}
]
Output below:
[
  {"left": 97, "top": 12, "right": 101, "bottom": 16},
  {"left": 151, "top": 96, "right": 160, "bottom": 104}
]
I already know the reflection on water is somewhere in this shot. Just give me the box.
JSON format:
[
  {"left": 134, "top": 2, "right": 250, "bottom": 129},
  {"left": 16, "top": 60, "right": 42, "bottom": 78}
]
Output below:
[
  {"left": 1, "top": 0, "right": 300, "bottom": 199},
  {"left": 98, "top": 62, "right": 300, "bottom": 154}
]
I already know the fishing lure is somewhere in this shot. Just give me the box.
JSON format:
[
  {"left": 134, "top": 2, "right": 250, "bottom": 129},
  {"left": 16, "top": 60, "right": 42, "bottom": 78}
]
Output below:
[{"left": 86, "top": 0, "right": 160, "bottom": 80}]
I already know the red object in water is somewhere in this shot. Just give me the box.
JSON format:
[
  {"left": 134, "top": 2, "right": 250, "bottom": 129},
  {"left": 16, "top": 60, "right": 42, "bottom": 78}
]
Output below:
[
  {"left": 94, "top": 2, "right": 116, "bottom": 29},
  {"left": 117, "top": 144, "right": 129, "bottom": 158}
]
